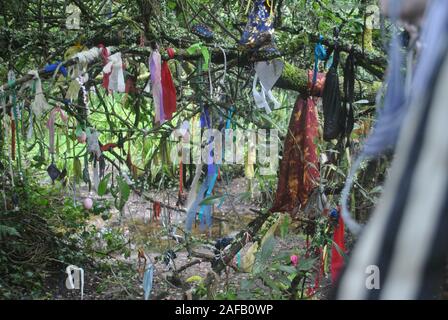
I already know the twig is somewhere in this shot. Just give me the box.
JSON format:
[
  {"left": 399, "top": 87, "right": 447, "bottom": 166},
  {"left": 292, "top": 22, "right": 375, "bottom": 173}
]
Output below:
[
  {"left": 200, "top": 4, "right": 239, "bottom": 42},
  {"left": 175, "top": 259, "right": 202, "bottom": 273}
]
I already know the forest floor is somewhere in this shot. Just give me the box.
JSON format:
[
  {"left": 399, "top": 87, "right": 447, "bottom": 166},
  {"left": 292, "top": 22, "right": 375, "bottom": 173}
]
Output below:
[
  {"left": 1, "top": 169, "right": 331, "bottom": 300},
  {"left": 46, "top": 176, "right": 330, "bottom": 300}
]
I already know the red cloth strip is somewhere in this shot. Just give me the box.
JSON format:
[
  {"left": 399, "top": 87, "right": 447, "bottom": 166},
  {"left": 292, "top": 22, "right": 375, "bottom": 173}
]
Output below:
[
  {"left": 161, "top": 49, "right": 177, "bottom": 121},
  {"left": 179, "top": 161, "right": 183, "bottom": 194},
  {"left": 331, "top": 208, "right": 346, "bottom": 282},
  {"left": 100, "top": 143, "right": 117, "bottom": 152},
  {"left": 11, "top": 119, "right": 16, "bottom": 161},
  {"left": 270, "top": 97, "right": 320, "bottom": 214},
  {"left": 153, "top": 201, "right": 161, "bottom": 221}
]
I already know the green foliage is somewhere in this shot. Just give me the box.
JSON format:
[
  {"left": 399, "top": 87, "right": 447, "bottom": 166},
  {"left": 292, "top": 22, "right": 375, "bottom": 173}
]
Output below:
[
  {"left": 97, "top": 173, "right": 112, "bottom": 196},
  {"left": 252, "top": 236, "right": 276, "bottom": 275},
  {"left": 216, "top": 289, "right": 238, "bottom": 300},
  {"left": 234, "top": 235, "right": 317, "bottom": 300},
  {"left": 0, "top": 178, "right": 89, "bottom": 298},
  {"left": 113, "top": 176, "right": 131, "bottom": 211},
  {"left": 0, "top": 162, "right": 133, "bottom": 299},
  {"left": 0, "top": 225, "right": 20, "bottom": 239},
  {"left": 279, "top": 214, "right": 290, "bottom": 239}
]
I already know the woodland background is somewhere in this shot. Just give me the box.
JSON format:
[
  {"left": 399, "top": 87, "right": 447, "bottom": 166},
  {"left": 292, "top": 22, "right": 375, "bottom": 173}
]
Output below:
[{"left": 0, "top": 0, "right": 392, "bottom": 300}]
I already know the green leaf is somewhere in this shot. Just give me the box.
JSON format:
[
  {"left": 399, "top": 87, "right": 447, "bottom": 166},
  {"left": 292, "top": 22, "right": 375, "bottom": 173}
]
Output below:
[
  {"left": 276, "top": 265, "right": 297, "bottom": 274},
  {"left": 259, "top": 235, "right": 276, "bottom": 262},
  {"left": 75, "top": 124, "right": 83, "bottom": 137},
  {"left": 277, "top": 274, "right": 293, "bottom": 288},
  {"left": 186, "top": 275, "right": 203, "bottom": 283},
  {"left": 115, "top": 176, "right": 131, "bottom": 211},
  {"left": 253, "top": 236, "right": 276, "bottom": 274},
  {"left": 73, "top": 158, "right": 82, "bottom": 182},
  {"left": 97, "top": 173, "right": 112, "bottom": 196},
  {"left": 167, "top": 0, "right": 177, "bottom": 9},
  {"left": 117, "top": 176, "right": 130, "bottom": 201},
  {"left": 260, "top": 273, "right": 279, "bottom": 292},
  {"left": 36, "top": 198, "right": 49, "bottom": 206},
  {"left": 199, "top": 194, "right": 225, "bottom": 206},
  {"left": 297, "top": 257, "right": 317, "bottom": 271}
]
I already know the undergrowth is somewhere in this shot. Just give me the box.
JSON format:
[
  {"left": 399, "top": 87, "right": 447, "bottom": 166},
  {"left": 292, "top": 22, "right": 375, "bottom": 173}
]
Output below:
[{"left": 0, "top": 165, "right": 137, "bottom": 299}]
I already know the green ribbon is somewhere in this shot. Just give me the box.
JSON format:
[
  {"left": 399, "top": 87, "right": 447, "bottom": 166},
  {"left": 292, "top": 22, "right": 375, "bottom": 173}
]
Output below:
[{"left": 186, "top": 42, "right": 210, "bottom": 71}]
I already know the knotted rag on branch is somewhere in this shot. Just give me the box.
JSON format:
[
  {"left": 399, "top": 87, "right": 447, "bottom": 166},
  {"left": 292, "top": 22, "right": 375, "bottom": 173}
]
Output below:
[{"left": 270, "top": 95, "right": 320, "bottom": 215}]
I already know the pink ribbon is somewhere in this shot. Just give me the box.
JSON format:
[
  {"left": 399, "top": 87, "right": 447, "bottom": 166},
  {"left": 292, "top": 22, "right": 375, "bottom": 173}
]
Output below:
[
  {"left": 149, "top": 48, "right": 165, "bottom": 124},
  {"left": 46, "top": 107, "right": 68, "bottom": 154}
]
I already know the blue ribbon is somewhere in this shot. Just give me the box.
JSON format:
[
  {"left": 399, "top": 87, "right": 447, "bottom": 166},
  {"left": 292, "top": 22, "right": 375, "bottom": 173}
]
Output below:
[
  {"left": 313, "top": 35, "right": 327, "bottom": 86},
  {"left": 200, "top": 105, "right": 211, "bottom": 128},
  {"left": 198, "top": 170, "right": 218, "bottom": 230},
  {"left": 197, "top": 105, "right": 220, "bottom": 230},
  {"left": 185, "top": 107, "right": 214, "bottom": 232},
  {"left": 185, "top": 179, "right": 209, "bottom": 231},
  {"left": 44, "top": 61, "right": 68, "bottom": 77},
  {"left": 225, "top": 106, "right": 235, "bottom": 130},
  {"left": 201, "top": 105, "right": 216, "bottom": 176},
  {"left": 143, "top": 264, "right": 154, "bottom": 300},
  {"left": 330, "top": 208, "right": 339, "bottom": 220}
]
